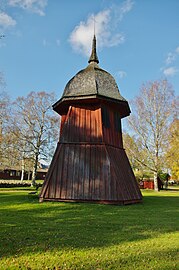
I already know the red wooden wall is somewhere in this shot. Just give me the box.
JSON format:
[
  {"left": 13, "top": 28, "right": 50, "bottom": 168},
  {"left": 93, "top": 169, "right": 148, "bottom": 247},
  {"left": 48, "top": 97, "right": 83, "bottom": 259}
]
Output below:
[{"left": 39, "top": 103, "right": 142, "bottom": 204}]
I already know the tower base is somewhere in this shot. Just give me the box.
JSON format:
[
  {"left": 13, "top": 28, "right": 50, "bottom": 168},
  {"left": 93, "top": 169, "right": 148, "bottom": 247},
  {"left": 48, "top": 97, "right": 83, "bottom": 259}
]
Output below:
[{"left": 39, "top": 142, "right": 142, "bottom": 204}]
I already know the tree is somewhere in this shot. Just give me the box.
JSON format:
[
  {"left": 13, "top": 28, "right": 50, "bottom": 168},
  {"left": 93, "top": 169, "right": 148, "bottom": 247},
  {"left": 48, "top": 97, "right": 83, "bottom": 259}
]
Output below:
[
  {"left": 123, "top": 133, "right": 143, "bottom": 171},
  {"left": 127, "top": 79, "right": 177, "bottom": 191},
  {"left": 0, "top": 75, "right": 8, "bottom": 164},
  {"left": 0, "top": 91, "right": 15, "bottom": 168},
  {"left": 165, "top": 119, "right": 179, "bottom": 180},
  {"left": 0, "top": 72, "right": 6, "bottom": 89},
  {"left": 123, "top": 132, "right": 153, "bottom": 181},
  {"left": 12, "top": 91, "right": 59, "bottom": 186}
]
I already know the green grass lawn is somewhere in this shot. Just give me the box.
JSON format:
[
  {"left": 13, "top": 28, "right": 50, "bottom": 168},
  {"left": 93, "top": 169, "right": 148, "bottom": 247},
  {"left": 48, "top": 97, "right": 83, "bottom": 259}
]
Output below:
[{"left": 0, "top": 188, "right": 178, "bottom": 270}]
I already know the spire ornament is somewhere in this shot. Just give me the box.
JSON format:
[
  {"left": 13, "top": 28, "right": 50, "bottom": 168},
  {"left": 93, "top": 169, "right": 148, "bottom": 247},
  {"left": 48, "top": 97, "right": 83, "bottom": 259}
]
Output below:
[{"left": 88, "top": 35, "right": 99, "bottom": 64}]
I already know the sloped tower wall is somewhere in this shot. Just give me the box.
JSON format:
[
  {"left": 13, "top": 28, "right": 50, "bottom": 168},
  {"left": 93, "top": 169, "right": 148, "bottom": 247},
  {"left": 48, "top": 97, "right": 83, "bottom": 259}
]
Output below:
[{"left": 39, "top": 102, "right": 142, "bottom": 204}]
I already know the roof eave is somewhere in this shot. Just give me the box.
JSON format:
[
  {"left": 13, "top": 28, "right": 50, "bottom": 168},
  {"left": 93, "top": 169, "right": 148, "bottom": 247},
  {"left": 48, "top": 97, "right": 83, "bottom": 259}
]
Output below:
[{"left": 53, "top": 94, "right": 131, "bottom": 118}]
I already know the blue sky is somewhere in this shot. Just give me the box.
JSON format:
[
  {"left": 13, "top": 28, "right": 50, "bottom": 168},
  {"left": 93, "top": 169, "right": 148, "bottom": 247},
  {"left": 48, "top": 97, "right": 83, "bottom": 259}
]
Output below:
[{"left": 0, "top": 0, "right": 179, "bottom": 103}]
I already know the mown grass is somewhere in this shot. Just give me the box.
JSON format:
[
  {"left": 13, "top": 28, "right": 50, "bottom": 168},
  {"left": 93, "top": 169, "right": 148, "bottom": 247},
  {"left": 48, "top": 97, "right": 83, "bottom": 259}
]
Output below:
[{"left": 0, "top": 187, "right": 178, "bottom": 270}]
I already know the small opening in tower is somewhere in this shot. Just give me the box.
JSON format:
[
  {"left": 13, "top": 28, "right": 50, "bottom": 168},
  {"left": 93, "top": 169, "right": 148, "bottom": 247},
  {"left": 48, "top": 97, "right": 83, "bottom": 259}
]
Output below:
[
  {"left": 102, "top": 106, "right": 110, "bottom": 128},
  {"left": 114, "top": 111, "right": 121, "bottom": 132}
]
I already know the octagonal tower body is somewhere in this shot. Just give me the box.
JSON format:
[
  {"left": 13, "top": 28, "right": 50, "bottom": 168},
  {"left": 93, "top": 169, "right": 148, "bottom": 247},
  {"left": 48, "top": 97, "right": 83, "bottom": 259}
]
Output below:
[{"left": 39, "top": 36, "right": 142, "bottom": 204}]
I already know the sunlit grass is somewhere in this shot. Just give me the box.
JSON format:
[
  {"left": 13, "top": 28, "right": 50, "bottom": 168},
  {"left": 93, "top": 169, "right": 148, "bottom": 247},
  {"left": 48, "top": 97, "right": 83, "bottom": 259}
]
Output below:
[{"left": 0, "top": 188, "right": 178, "bottom": 269}]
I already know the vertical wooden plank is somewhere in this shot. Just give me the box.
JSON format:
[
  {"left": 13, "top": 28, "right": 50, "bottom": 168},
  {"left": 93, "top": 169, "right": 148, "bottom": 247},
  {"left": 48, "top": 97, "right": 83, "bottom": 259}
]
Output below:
[
  {"left": 107, "top": 146, "right": 129, "bottom": 201},
  {"left": 101, "top": 146, "right": 108, "bottom": 200},
  {"left": 77, "top": 107, "right": 81, "bottom": 143},
  {"left": 103, "top": 144, "right": 111, "bottom": 201},
  {"left": 92, "top": 145, "right": 97, "bottom": 200},
  {"left": 69, "top": 107, "right": 75, "bottom": 142},
  {"left": 91, "top": 110, "right": 96, "bottom": 142},
  {"left": 86, "top": 109, "right": 91, "bottom": 142},
  {"left": 73, "top": 106, "right": 76, "bottom": 142},
  {"left": 95, "top": 107, "right": 98, "bottom": 141},
  {"left": 49, "top": 165, "right": 57, "bottom": 199},
  {"left": 89, "top": 145, "right": 95, "bottom": 199},
  {"left": 75, "top": 107, "right": 79, "bottom": 142},
  {"left": 60, "top": 115, "right": 66, "bottom": 137},
  {"left": 60, "top": 144, "right": 69, "bottom": 199},
  {"left": 44, "top": 185, "right": 49, "bottom": 199},
  {"left": 71, "top": 144, "right": 76, "bottom": 199},
  {"left": 94, "top": 109, "right": 98, "bottom": 142},
  {"left": 84, "top": 144, "right": 90, "bottom": 199},
  {"left": 99, "top": 145, "right": 103, "bottom": 201},
  {"left": 72, "top": 144, "right": 80, "bottom": 199},
  {"left": 55, "top": 145, "right": 64, "bottom": 198},
  {"left": 99, "top": 107, "right": 104, "bottom": 143},
  {"left": 68, "top": 107, "right": 74, "bottom": 142},
  {"left": 66, "top": 144, "right": 75, "bottom": 199},
  {"left": 81, "top": 108, "right": 85, "bottom": 142},
  {"left": 79, "top": 144, "right": 85, "bottom": 199},
  {"left": 79, "top": 107, "right": 82, "bottom": 142},
  {"left": 40, "top": 143, "right": 61, "bottom": 199},
  {"left": 60, "top": 106, "right": 72, "bottom": 143},
  {"left": 97, "top": 108, "right": 102, "bottom": 142},
  {"left": 106, "top": 150, "right": 111, "bottom": 201},
  {"left": 94, "top": 145, "right": 100, "bottom": 200}
]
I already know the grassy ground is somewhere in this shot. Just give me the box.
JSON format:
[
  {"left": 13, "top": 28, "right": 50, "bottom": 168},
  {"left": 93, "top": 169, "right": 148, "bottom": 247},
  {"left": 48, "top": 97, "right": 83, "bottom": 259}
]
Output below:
[{"left": 0, "top": 187, "right": 178, "bottom": 270}]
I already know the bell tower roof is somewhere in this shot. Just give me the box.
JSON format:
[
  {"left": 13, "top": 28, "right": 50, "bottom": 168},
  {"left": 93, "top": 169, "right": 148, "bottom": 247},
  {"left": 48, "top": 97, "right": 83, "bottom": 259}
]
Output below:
[{"left": 53, "top": 35, "right": 130, "bottom": 117}]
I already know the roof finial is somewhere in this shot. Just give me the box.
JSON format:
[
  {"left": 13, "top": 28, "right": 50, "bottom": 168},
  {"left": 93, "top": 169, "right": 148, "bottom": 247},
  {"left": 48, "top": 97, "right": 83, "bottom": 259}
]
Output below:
[
  {"left": 93, "top": 15, "right": 96, "bottom": 36},
  {"left": 88, "top": 16, "right": 99, "bottom": 64},
  {"left": 88, "top": 34, "right": 99, "bottom": 64}
]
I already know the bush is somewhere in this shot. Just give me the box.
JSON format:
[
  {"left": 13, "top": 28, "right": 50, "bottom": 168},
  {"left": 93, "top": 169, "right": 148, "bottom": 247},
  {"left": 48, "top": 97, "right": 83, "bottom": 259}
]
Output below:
[{"left": 0, "top": 180, "right": 43, "bottom": 188}]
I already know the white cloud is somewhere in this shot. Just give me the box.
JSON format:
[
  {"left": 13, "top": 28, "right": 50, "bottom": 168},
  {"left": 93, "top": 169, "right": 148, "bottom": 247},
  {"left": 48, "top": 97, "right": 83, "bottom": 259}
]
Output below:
[
  {"left": 165, "top": 45, "right": 179, "bottom": 65},
  {"left": 114, "top": 0, "right": 134, "bottom": 22},
  {"left": 165, "top": 52, "right": 176, "bottom": 65},
  {"left": 56, "top": 39, "right": 60, "bottom": 46},
  {"left": 163, "top": 67, "right": 179, "bottom": 76},
  {"left": 162, "top": 45, "right": 179, "bottom": 77},
  {"left": 121, "top": 0, "right": 134, "bottom": 14},
  {"left": 117, "top": 70, "right": 127, "bottom": 78},
  {"left": 176, "top": 46, "right": 179, "bottom": 54},
  {"left": 8, "top": 0, "right": 48, "bottom": 16},
  {"left": 69, "top": 0, "right": 134, "bottom": 56},
  {"left": 0, "top": 12, "right": 16, "bottom": 28},
  {"left": 0, "top": 39, "right": 6, "bottom": 48},
  {"left": 42, "top": 38, "right": 49, "bottom": 46},
  {"left": 0, "top": 1, "right": 47, "bottom": 33}
]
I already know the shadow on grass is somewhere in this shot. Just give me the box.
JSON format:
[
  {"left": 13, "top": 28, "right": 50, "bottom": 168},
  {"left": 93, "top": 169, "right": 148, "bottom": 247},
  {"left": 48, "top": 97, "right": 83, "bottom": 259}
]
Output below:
[
  {"left": 167, "top": 188, "right": 179, "bottom": 192},
  {"left": 0, "top": 190, "right": 178, "bottom": 258}
]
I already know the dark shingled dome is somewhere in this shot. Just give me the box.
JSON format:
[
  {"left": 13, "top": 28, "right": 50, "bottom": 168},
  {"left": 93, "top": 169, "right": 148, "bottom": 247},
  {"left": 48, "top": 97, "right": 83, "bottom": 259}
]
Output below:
[
  {"left": 61, "top": 61, "right": 127, "bottom": 102},
  {"left": 53, "top": 35, "right": 130, "bottom": 117}
]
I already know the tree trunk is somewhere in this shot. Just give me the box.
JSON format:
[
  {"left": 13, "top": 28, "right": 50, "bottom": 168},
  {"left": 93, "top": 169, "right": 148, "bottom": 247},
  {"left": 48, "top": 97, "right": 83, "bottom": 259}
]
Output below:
[
  {"left": 31, "top": 168, "right": 36, "bottom": 186},
  {"left": 31, "top": 153, "right": 38, "bottom": 186},
  {"left": 153, "top": 171, "right": 159, "bottom": 191},
  {"left": 28, "top": 171, "right": 31, "bottom": 180},
  {"left": 21, "top": 158, "right": 25, "bottom": 181},
  {"left": 154, "top": 147, "right": 159, "bottom": 191}
]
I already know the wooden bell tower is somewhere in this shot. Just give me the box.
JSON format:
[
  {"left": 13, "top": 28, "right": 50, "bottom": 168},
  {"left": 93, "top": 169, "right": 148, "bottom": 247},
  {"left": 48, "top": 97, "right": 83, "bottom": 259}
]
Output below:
[{"left": 39, "top": 36, "right": 142, "bottom": 204}]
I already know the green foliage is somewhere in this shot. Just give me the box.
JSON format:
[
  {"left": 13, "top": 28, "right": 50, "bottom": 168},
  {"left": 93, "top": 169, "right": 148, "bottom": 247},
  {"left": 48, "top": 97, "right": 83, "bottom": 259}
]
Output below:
[
  {"left": 0, "top": 188, "right": 178, "bottom": 270},
  {"left": 134, "top": 169, "right": 153, "bottom": 182},
  {"left": 126, "top": 80, "right": 177, "bottom": 191},
  {"left": 0, "top": 180, "right": 43, "bottom": 188},
  {"left": 158, "top": 171, "right": 170, "bottom": 181},
  {"left": 165, "top": 119, "right": 179, "bottom": 180}
]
